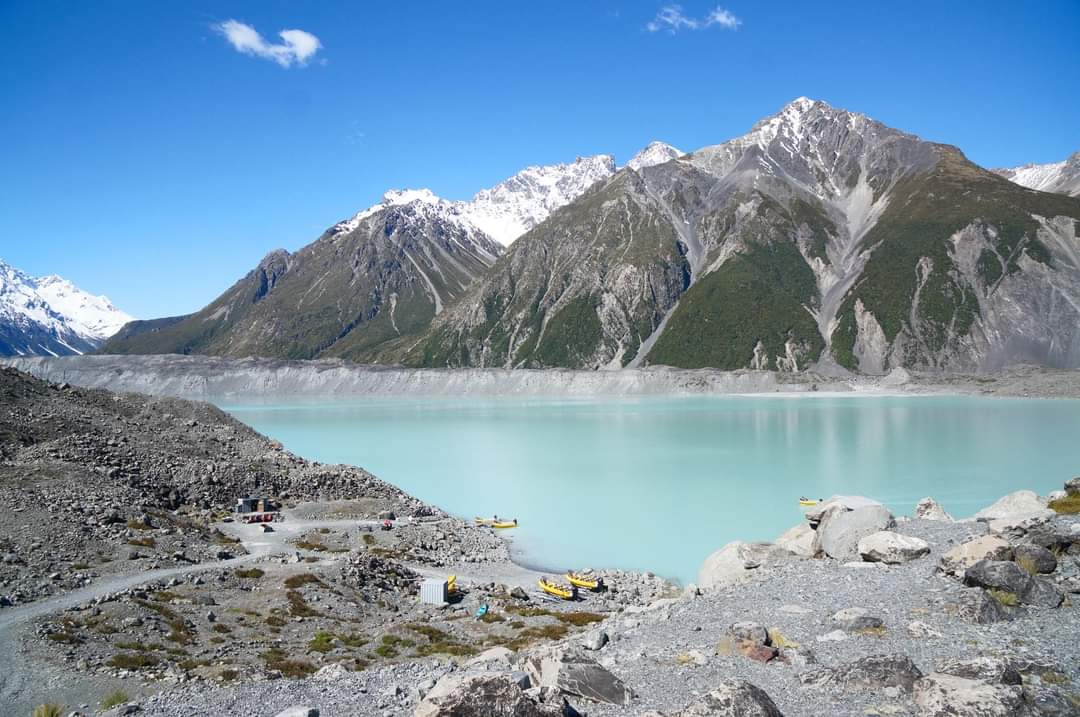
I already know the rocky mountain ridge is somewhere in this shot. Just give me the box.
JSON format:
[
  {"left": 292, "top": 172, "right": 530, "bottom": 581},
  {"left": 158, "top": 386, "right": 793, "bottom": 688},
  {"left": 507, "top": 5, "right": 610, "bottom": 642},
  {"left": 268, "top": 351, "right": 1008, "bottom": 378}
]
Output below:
[
  {"left": 0, "top": 259, "right": 133, "bottom": 357},
  {"left": 994, "top": 152, "right": 1080, "bottom": 198},
  {"left": 411, "top": 98, "right": 1080, "bottom": 373}
]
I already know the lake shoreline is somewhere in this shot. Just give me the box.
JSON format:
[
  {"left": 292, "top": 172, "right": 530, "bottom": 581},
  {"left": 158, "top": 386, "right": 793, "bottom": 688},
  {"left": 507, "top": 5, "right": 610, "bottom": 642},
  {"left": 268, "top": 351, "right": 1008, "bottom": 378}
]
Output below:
[{"left": 5, "top": 354, "right": 1080, "bottom": 401}]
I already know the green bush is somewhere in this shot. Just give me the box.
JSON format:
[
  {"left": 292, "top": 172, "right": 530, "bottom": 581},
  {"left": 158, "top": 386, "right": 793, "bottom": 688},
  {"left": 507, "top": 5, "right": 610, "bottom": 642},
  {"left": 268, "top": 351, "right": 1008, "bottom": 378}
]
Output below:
[{"left": 101, "top": 690, "right": 130, "bottom": 710}]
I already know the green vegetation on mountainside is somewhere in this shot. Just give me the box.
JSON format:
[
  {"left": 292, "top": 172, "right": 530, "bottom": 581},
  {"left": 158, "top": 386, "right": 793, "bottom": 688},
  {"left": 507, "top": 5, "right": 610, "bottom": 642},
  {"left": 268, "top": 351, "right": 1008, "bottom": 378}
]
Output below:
[
  {"left": 648, "top": 240, "right": 823, "bottom": 369},
  {"left": 831, "top": 148, "right": 1080, "bottom": 369}
]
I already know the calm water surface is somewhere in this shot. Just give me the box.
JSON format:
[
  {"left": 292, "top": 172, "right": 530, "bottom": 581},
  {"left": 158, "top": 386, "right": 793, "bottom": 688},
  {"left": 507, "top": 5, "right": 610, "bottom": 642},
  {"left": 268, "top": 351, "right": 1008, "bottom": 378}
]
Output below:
[{"left": 219, "top": 395, "right": 1080, "bottom": 584}]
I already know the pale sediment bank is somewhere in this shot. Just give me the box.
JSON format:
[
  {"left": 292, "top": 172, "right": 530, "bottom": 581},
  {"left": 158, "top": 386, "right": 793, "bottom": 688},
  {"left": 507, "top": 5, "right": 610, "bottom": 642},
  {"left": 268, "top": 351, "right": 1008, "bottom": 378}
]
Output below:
[{"left": 5, "top": 354, "right": 1080, "bottom": 401}]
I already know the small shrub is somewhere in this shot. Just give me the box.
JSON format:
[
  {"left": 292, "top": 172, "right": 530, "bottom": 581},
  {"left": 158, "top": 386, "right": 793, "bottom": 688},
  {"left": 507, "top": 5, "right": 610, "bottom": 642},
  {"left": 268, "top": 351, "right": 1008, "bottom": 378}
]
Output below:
[
  {"left": 1048, "top": 493, "right": 1080, "bottom": 514},
  {"left": 555, "top": 612, "right": 605, "bottom": 627},
  {"left": 127, "top": 536, "right": 155, "bottom": 548},
  {"left": 362, "top": 534, "right": 376, "bottom": 546},
  {"left": 286, "top": 590, "right": 321, "bottom": 618},
  {"left": 71, "top": 562, "right": 91, "bottom": 570},
  {"left": 338, "top": 632, "right": 367, "bottom": 648},
  {"left": 1042, "top": 671, "right": 1070, "bottom": 685},
  {"left": 235, "top": 567, "right": 265, "bottom": 579},
  {"left": 152, "top": 590, "right": 181, "bottom": 603},
  {"left": 109, "top": 652, "right": 160, "bottom": 670},
  {"left": 261, "top": 648, "right": 315, "bottom": 678},
  {"left": 1015, "top": 555, "right": 1040, "bottom": 575},
  {"left": 220, "top": 668, "right": 239, "bottom": 682},
  {"left": 988, "top": 589, "right": 1019, "bottom": 607},
  {"left": 479, "top": 611, "right": 505, "bottom": 624},
  {"left": 127, "top": 519, "right": 152, "bottom": 531},
  {"left": 31, "top": 705, "right": 64, "bottom": 717},
  {"left": 209, "top": 636, "right": 225, "bottom": 644},
  {"left": 374, "top": 643, "right": 398, "bottom": 658},
  {"left": 212, "top": 623, "right": 232, "bottom": 634},
  {"left": 308, "top": 630, "right": 335, "bottom": 653},
  {"left": 294, "top": 539, "right": 328, "bottom": 551},
  {"left": 406, "top": 623, "right": 452, "bottom": 642},
  {"left": 100, "top": 690, "right": 130, "bottom": 710},
  {"left": 46, "top": 631, "right": 81, "bottom": 645},
  {"left": 283, "top": 573, "right": 321, "bottom": 589},
  {"left": 266, "top": 614, "right": 287, "bottom": 628}
]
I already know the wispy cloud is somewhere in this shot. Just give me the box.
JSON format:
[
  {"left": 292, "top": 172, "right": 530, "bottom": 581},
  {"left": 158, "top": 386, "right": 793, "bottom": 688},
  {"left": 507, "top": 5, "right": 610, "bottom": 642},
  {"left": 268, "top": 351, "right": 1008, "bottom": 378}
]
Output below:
[
  {"left": 215, "top": 20, "right": 322, "bottom": 68},
  {"left": 645, "top": 5, "right": 741, "bottom": 34}
]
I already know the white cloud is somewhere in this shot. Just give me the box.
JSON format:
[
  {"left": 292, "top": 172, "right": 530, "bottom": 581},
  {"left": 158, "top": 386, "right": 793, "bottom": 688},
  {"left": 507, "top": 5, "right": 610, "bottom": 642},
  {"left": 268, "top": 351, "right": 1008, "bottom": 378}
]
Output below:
[
  {"left": 645, "top": 5, "right": 741, "bottom": 34},
  {"left": 215, "top": 19, "right": 322, "bottom": 68}
]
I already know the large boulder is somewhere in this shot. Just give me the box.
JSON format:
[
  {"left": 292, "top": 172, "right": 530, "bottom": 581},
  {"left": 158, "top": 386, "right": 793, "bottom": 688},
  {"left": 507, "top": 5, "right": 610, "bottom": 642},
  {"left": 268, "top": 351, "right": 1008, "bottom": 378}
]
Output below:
[
  {"left": 775, "top": 523, "right": 817, "bottom": 558},
  {"left": 935, "top": 657, "right": 1021, "bottom": 685},
  {"left": 963, "top": 560, "right": 1032, "bottom": 595},
  {"left": 520, "top": 646, "right": 632, "bottom": 706},
  {"left": 914, "top": 497, "right": 953, "bottom": 521},
  {"left": 1064, "top": 477, "right": 1080, "bottom": 496},
  {"left": 857, "top": 531, "right": 931, "bottom": 564},
  {"left": 799, "top": 654, "right": 922, "bottom": 692},
  {"left": 830, "top": 607, "right": 884, "bottom": 631},
  {"left": 973, "top": 490, "right": 1047, "bottom": 521},
  {"left": 804, "top": 495, "right": 883, "bottom": 523},
  {"left": 698, "top": 542, "right": 787, "bottom": 591},
  {"left": 914, "top": 673, "right": 1024, "bottom": 717},
  {"left": 988, "top": 510, "right": 1056, "bottom": 539},
  {"left": 940, "top": 536, "right": 1014, "bottom": 577},
  {"left": 1012, "top": 544, "right": 1057, "bottom": 574},
  {"left": 414, "top": 673, "right": 570, "bottom": 717},
  {"left": 1020, "top": 577, "right": 1065, "bottom": 608},
  {"left": 642, "top": 681, "right": 784, "bottom": 717},
  {"left": 814, "top": 506, "right": 896, "bottom": 561},
  {"left": 952, "top": 589, "right": 1014, "bottom": 624}
]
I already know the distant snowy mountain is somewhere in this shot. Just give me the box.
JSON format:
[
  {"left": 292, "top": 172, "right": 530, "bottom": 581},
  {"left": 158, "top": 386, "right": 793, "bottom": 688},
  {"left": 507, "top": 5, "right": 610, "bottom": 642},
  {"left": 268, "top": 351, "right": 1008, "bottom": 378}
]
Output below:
[
  {"left": 994, "top": 152, "right": 1080, "bottom": 197},
  {"left": 626, "top": 141, "right": 683, "bottom": 171},
  {"left": 0, "top": 259, "right": 133, "bottom": 356}
]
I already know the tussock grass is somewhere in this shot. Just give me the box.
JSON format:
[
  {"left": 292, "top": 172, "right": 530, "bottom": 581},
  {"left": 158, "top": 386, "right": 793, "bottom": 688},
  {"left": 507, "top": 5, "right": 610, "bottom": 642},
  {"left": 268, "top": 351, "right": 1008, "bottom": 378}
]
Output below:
[
  {"left": 988, "top": 588, "right": 1019, "bottom": 607},
  {"left": 235, "top": 567, "right": 265, "bottom": 579},
  {"left": 308, "top": 630, "right": 335, "bottom": 653},
  {"left": 109, "top": 652, "right": 160, "bottom": 670},
  {"left": 101, "top": 690, "right": 130, "bottom": 710},
  {"left": 32, "top": 705, "right": 64, "bottom": 717},
  {"left": 283, "top": 573, "right": 321, "bottom": 589},
  {"left": 1049, "top": 493, "right": 1080, "bottom": 515}
]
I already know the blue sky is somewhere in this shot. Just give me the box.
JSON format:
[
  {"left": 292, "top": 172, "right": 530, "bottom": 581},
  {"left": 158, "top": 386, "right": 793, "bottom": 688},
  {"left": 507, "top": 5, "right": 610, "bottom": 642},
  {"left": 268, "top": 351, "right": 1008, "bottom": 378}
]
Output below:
[{"left": 3, "top": 1, "right": 1078, "bottom": 318}]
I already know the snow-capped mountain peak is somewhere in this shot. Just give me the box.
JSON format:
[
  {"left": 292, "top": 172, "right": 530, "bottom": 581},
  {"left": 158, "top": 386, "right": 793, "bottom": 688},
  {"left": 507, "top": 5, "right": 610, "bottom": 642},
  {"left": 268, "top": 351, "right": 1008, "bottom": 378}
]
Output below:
[
  {"left": 626, "top": 141, "right": 683, "bottom": 171},
  {"left": 0, "top": 258, "right": 134, "bottom": 356},
  {"left": 994, "top": 151, "right": 1080, "bottom": 197},
  {"left": 333, "top": 154, "right": 619, "bottom": 247}
]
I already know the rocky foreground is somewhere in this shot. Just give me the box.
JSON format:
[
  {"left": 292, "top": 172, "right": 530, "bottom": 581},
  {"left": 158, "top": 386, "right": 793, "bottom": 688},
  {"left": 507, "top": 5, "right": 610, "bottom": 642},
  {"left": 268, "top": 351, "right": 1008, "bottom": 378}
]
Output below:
[
  {"left": 2, "top": 365, "right": 1079, "bottom": 716},
  {"left": 109, "top": 484, "right": 1080, "bottom": 717}
]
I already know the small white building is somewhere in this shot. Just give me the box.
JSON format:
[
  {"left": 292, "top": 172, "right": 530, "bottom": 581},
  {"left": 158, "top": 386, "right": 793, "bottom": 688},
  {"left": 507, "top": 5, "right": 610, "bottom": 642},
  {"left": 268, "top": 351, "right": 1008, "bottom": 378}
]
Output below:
[{"left": 419, "top": 578, "right": 448, "bottom": 605}]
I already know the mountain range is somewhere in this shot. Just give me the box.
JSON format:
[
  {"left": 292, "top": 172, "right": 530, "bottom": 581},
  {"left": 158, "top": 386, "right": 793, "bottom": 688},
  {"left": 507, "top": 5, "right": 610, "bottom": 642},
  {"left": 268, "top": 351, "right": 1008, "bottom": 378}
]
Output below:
[
  {"left": 99, "top": 99, "right": 1080, "bottom": 372},
  {"left": 994, "top": 152, "right": 1080, "bottom": 198},
  {"left": 0, "top": 259, "right": 133, "bottom": 356}
]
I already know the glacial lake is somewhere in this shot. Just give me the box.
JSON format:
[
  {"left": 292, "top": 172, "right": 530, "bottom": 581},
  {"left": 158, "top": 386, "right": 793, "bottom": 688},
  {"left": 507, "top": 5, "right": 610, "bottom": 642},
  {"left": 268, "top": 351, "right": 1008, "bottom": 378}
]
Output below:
[{"left": 219, "top": 394, "right": 1080, "bottom": 584}]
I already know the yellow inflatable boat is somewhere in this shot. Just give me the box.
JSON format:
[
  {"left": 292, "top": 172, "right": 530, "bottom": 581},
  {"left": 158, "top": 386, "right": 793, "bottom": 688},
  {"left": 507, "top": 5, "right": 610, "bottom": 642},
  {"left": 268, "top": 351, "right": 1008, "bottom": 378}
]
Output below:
[
  {"left": 538, "top": 578, "right": 575, "bottom": 600},
  {"left": 565, "top": 572, "right": 601, "bottom": 591},
  {"left": 798, "top": 498, "right": 819, "bottom": 506},
  {"left": 492, "top": 519, "right": 518, "bottom": 529}
]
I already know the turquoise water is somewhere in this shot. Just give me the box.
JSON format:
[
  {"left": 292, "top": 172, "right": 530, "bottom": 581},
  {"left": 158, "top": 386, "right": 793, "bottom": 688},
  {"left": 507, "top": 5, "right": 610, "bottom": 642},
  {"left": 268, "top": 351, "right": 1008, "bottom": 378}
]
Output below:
[{"left": 219, "top": 395, "right": 1080, "bottom": 584}]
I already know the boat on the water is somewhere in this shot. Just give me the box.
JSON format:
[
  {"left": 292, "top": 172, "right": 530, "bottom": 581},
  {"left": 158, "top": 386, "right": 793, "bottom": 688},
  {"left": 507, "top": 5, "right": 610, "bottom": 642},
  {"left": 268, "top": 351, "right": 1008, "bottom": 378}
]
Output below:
[
  {"left": 798, "top": 497, "right": 820, "bottom": 506},
  {"left": 565, "top": 572, "right": 602, "bottom": 591},
  {"left": 538, "top": 577, "right": 576, "bottom": 600},
  {"left": 475, "top": 516, "right": 518, "bottom": 528}
]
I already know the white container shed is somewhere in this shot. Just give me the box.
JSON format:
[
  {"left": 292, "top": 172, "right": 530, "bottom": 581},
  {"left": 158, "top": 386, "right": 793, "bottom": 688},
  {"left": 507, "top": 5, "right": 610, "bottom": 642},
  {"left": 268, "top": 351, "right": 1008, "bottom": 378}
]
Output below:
[{"left": 420, "top": 578, "right": 448, "bottom": 605}]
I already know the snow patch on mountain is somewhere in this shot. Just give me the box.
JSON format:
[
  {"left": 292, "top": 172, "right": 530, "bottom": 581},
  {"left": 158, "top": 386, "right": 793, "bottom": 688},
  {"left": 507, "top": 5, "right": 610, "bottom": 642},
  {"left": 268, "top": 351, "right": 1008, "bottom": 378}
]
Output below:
[
  {"left": 994, "top": 152, "right": 1080, "bottom": 197},
  {"left": 626, "top": 141, "right": 683, "bottom": 171},
  {"left": 0, "top": 259, "right": 133, "bottom": 356}
]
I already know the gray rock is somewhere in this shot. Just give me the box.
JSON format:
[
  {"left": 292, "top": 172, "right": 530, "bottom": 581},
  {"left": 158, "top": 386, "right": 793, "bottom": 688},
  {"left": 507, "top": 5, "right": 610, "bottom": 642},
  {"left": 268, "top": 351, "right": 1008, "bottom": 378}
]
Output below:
[
  {"left": 805, "top": 495, "right": 883, "bottom": 523},
  {"left": 1064, "top": 476, "right": 1080, "bottom": 497},
  {"left": 935, "top": 657, "right": 1022, "bottom": 685},
  {"left": 988, "top": 510, "right": 1056, "bottom": 539},
  {"left": 521, "top": 646, "right": 632, "bottom": 706},
  {"left": 973, "top": 490, "right": 1047, "bottom": 521},
  {"left": 940, "top": 536, "right": 1014, "bottom": 577},
  {"left": 815, "top": 505, "right": 896, "bottom": 561},
  {"left": 1020, "top": 576, "right": 1064, "bottom": 608},
  {"left": 1012, "top": 544, "right": 1057, "bottom": 574},
  {"left": 799, "top": 654, "right": 923, "bottom": 692},
  {"left": 648, "top": 680, "right": 784, "bottom": 717},
  {"left": 274, "top": 708, "right": 319, "bottom": 717},
  {"left": 774, "top": 523, "right": 817, "bottom": 557},
  {"left": 857, "top": 531, "right": 930, "bottom": 564},
  {"left": 953, "top": 588, "right": 1014, "bottom": 624},
  {"left": 914, "top": 673, "right": 1024, "bottom": 717},
  {"left": 830, "top": 607, "right": 884, "bottom": 631},
  {"left": 730, "top": 621, "right": 768, "bottom": 645},
  {"left": 697, "top": 541, "right": 787, "bottom": 591},
  {"left": 963, "top": 560, "right": 1032, "bottom": 595},
  {"left": 913, "top": 497, "right": 953, "bottom": 521},
  {"left": 581, "top": 629, "right": 608, "bottom": 651},
  {"left": 415, "top": 673, "right": 568, "bottom": 717}
]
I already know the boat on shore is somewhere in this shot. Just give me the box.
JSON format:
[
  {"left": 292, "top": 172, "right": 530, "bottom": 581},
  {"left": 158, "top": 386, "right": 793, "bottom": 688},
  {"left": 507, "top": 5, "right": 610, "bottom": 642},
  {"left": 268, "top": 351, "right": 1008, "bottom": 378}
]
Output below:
[
  {"left": 538, "top": 577, "right": 577, "bottom": 600},
  {"left": 566, "top": 572, "right": 602, "bottom": 591}
]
